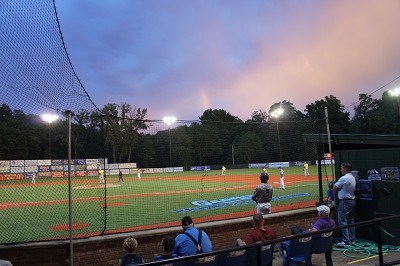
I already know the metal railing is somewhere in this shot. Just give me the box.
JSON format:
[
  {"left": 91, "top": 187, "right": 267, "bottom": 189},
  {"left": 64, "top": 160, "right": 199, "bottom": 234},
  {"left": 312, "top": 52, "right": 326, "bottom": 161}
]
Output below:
[{"left": 141, "top": 214, "right": 400, "bottom": 266}]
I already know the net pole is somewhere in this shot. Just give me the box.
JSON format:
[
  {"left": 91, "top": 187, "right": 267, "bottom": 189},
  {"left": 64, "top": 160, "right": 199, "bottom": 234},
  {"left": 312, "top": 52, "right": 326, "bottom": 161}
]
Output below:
[
  {"left": 324, "top": 107, "right": 335, "bottom": 181},
  {"left": 67, "top": 111, "right": 74, "bottom": 266}
]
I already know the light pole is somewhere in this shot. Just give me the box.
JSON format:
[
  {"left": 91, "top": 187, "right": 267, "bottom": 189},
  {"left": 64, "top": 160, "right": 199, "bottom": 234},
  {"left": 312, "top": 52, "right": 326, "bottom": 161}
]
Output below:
[
  {"left": 41, "top": 113, "right": 59, "bottom": 159},
  {"left": 271, "top": 106, "right": 284, "bottom": 162},
  {"left": 389, "top": 88, "right": 400, "bottom": 117},
  {"left": 163, "top": 116, "right": 176, "bottom": 167}
]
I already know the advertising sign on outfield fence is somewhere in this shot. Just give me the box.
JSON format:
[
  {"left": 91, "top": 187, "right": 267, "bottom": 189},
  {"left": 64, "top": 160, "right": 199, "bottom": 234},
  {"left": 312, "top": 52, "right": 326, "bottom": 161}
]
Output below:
[
  {"left": 52, "top": 171, "right": 64, "bottom": 178},
  {"left": 63, "top": 165, "right": 76, "bottom": 171},
  {"left": 39, "top": 172, "right": 51, "bottom": 177},
  {"left": 25, "top": 160, "right": 38, "bottom": 166},
  {"left": 249, "top": 163, "right": 267, "bottom": 168},
  {"left": 119, "top": 163, "right": 137, "bottom": 169},
  {"left": 0, "top": 161, "right": 10, "bottom": 173},
  {"left": 86, "top": 164, "right": 98, "bottom": 170},
  {"left": 75, "top": 159, "right": 86, "bottom": 165},
  {"left": 25, "top": 166, "right": 38, "bottom": 173},
  {"left": 152, "top": 168, "right": 163, "bottom": 173},
  {"left": 51, "top": 159, "right": 63, "bottom": 166},
  {"left": 108, "top": 164, "right": 119, "bottom": 169},
  {"left": 87, "top": 170, "right": 98, "bottom": 176},
  {"left": 10, "top": 166, "right": 24, "bottom": 173},
  {"left": 130, "top": 169, "right": 138, "bottom": 174},
  {"left": 268, "top": 162, "right": 290, "bottom": 168},
  {"left": 11, "top": 160, "right": 24, "bottom": 166},
  {"left": 38, "top": 165, "right": 50, "bottom": 172},
  {"left": 0, "top": 173, "right": 24, "bottom": 180},
  {"left": 37, "top": 160, "right": 51, "bottom": 166},
  {"left": 190, "top": 166, "right": 211, "bottom": 171},
  {"left": 51, "top": 165, "right": 64, "bottom": 171},
  {"left": 86, "top": 159, "right": 98, "bottom": 165},
  {"left": 109, "top": 169, "right": 119, "bottom": 175},
  {"left": 75, "top": 171, "right": 87, "bottom": 177}
]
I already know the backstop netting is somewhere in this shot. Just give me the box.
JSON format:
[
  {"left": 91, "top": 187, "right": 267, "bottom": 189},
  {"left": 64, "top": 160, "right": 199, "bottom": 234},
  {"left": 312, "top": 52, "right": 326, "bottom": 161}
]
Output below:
[{"left": 0, "top": 0, "right": 330, "bottom": 244}]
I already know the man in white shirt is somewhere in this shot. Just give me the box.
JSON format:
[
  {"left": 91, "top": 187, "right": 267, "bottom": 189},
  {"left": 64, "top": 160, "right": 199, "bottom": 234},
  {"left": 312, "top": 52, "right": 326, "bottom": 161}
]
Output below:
[{"left": 334, "top": 162, "right": 356, "bottom": 247}]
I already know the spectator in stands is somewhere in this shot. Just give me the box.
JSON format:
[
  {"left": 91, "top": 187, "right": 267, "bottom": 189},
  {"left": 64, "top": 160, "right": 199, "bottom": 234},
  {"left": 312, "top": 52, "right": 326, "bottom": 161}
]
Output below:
[
  {"left": 252, "top": 172, "right": 273, "bottom": 214},
  {"left": 290, "top": 205, "right": 336, "bottom": 235},
  {"left": 280, "top": 205, "right": 336, "bottom": 261},
  {"left": 236, "top": 214, "right": 277, "bottom": 246},
  {"left": 173, "top": 216, "right": 213, "bottom": 256},
  {"left": 119, "top": 237, "right": 144, "bottom": 266},
  {"left": 154, "top": 236, "right": 178, "bottom": 261},
  {"left": 327, "top": 181, "right": 335, "bottom": 205}
]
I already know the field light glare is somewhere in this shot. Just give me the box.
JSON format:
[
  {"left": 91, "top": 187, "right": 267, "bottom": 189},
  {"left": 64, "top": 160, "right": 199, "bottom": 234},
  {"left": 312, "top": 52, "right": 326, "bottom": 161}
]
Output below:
[
  {"left": 163, "top": 116, "right": 176, "bottom": 126},
  {"left": 389, "top": 88, "right": 400, "bottom": 97},
  {"left": 41, "top": 113, "right": 59, "bottom": 123},
  {"left": 271, "top": 107, "right": 284, "bottom": 118}
]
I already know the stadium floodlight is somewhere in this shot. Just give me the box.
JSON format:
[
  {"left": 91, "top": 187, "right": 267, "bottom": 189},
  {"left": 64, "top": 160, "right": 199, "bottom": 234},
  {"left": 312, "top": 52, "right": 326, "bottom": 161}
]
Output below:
[
  {"left": 270, "top": 105, "right": 284, "bottom": 162},
  {"left": 41, "top": 113, "right": 59, "bottom": 159},
  {"left": 389, "top": 88, "right": 400, "bottom": 117},
  {"left": 163, "top": 116, "right": 176, "bottom": 126},
  {"left": 271, "top": 107, "right": 284, "bottom": 118},
  {"left": 163, "top": 116, "right": 176, "bottom": 167},
  {"left": 389, "top": 88, "right": 400, "bottom": 97}
]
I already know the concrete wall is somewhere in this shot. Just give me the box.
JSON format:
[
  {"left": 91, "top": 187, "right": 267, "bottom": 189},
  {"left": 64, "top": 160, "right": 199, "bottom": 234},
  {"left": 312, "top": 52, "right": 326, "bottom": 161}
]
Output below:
[{"left": 0, "top": 208, "right": 317, "bottom": 266}]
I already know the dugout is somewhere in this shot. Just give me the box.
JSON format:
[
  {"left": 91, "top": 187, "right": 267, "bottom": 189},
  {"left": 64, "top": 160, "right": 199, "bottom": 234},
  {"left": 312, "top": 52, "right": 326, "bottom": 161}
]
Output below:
[{"left": 304, "top": 134, "right": 400, "bottom": 245}]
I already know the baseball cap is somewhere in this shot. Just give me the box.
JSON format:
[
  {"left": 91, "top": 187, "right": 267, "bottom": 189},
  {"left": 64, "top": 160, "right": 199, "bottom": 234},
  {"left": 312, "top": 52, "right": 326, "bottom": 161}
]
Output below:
[
  {"left": 181, "top": 216, "right": 193, "bottom": 226},
  {"left": 317, "top": 205, "right": 330, "bottom": 215}
]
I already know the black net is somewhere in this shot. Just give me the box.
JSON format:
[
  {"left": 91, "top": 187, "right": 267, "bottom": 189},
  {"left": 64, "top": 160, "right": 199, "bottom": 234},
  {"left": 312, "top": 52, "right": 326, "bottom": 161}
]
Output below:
[
  {"left": 0, "top": 0, "right": 99, "bottom": 115},
  {"left": 0, "top": 0, "right": 328, "bottom": 244}
]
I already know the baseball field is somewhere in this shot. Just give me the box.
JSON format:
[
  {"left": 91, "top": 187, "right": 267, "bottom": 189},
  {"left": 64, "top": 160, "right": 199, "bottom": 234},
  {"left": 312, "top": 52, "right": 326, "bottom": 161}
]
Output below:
[{"left": 0, "top": 165, "right": 324, "bottom": 244}]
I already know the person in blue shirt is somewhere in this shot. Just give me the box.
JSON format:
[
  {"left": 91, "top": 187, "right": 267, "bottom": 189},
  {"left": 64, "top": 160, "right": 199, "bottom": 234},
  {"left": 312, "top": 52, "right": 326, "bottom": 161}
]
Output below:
[
  {"left": 327, "top": 181, "right": 334, "bottom": 204},
  {"left": 173, "top": 216, "right": 213, "bottom": 256},
  {"left": 154, "top": 236, "right": 177, "bottom": 261}
]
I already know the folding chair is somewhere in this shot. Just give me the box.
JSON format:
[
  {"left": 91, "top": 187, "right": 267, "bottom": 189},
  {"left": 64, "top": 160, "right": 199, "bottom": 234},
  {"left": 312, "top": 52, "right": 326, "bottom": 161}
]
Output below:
[
  {"left": 311, "top": 232, "right": 333, "bottom": 266},
  {"left": 279, "top": 236, "right": 312, "bottom": 266},
  {"left": 173, "top": 255, "right": 218, "bottom": 266},
  {"left": 246, "top": 244, "right": 275, "bottom": 266}
]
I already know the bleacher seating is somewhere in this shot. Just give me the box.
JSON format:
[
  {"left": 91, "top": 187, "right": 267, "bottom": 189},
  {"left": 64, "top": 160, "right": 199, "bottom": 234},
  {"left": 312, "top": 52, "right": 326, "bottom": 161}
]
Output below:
[
  {"left": 246, "top": 244, "right": 275, "bottom": 266},
  {"left": 311, "top": 232, "right": 333, "bottom": 266},
  {"left": 279, "top": 236, "right": 313, "bottom": 266}
]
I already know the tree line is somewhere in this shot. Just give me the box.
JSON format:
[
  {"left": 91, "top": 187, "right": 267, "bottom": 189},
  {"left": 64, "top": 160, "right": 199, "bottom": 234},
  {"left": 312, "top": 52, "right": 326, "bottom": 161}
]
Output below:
[{"left": 1, "top": 92, "right": 399, "bottom": 168}]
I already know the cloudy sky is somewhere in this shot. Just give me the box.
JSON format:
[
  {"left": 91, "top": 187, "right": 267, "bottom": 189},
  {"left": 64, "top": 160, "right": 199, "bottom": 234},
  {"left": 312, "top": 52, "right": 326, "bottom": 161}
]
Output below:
[{"left": 55, "top": 0, "right": 400, "bottom": 121}]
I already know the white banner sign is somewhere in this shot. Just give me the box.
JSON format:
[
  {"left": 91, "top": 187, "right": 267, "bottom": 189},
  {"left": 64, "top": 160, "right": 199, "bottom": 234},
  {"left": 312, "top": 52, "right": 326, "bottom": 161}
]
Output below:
[
  {"left": 37, "top": 160, "right": 51, "bottom": 166},
  {"left": 119, "top": 163, "right": 137, "bottom": 169},
  {"left": 11, "top": 160, "right": 24, "bottom": 166}
]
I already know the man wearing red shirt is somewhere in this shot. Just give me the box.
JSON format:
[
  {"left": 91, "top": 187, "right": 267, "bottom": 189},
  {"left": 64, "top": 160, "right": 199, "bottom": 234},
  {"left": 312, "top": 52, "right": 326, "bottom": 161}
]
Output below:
[{"left": 237, "top": 214, "right": 277, "bottom": 245}]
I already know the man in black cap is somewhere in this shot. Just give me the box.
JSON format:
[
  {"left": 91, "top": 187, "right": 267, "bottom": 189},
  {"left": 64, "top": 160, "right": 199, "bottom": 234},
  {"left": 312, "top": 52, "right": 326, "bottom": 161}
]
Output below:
[
  {"left": 252, "top": 172, "right": 273, "bottom": 214},
  {"left": 173, "top": 216, "right": 213, "bottom": 256}
]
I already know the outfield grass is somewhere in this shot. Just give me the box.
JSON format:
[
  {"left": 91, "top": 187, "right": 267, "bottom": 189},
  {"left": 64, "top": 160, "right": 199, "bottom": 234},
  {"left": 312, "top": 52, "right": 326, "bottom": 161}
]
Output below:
[{"left": 0, "top": 166, "right": 321, "bottom": 243}]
